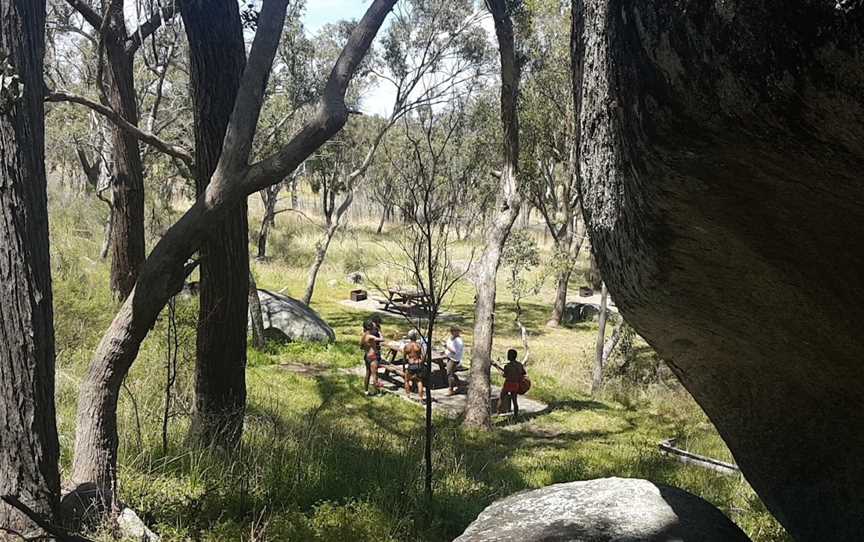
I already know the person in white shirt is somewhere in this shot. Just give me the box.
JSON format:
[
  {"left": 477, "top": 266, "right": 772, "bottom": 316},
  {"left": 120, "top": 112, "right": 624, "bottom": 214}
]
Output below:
[{"left": 445, "top": 326, "right": 465, "bottom": 396}]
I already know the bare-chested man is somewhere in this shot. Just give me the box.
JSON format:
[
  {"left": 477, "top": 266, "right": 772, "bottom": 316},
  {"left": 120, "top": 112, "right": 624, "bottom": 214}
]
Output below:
[{"left": 403, "top": 329, "right": 427, "bottom": 402}]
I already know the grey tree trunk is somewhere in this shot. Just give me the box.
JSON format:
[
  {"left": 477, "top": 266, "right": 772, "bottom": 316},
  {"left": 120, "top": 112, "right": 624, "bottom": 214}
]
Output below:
[
  {"left": 464, "top": 0, "right": 522, "bottom": 430},
  {"left": 591, "top": 282, "right": 607, "bottom": 395},
  {"left": 573, "top": 0, "right": 864, "bottom": 539},
  {"left": 181, "top": 0, "right": 250, "bottom": 447},
  {"left": 0, "top": 0, "right": 61, "bottom": 530}
]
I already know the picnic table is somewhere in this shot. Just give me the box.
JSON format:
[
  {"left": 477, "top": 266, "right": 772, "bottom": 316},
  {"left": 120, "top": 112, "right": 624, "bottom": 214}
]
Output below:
[
  {"left": 381, "top": 288, "right": 431, "bottom": 314},
  {"left": 378, "top": 340, "right": 450, "bottom": 379}
]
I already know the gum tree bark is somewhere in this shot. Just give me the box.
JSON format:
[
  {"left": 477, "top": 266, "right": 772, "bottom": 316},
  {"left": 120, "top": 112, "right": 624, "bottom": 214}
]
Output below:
[
  {"left": 62, "top": 0, "right": 179, "bottom": 300},
  {"left": 181, "top": 0, "right": 250, "bottom": 447},
  {"left": 464, "top": 0, "right": 522, "bottom": 430},
  {"left": 573, "top": 0, "right": 864, "bottom": 540},
  {"left": 0, "top": 0, "right": 61, "bottom": 530},
  {"left": 70, "top": 0, "right": 397, "bottom": 506},
  {"left": 101, "top": 1, "right": 145, "bottom": 300}
]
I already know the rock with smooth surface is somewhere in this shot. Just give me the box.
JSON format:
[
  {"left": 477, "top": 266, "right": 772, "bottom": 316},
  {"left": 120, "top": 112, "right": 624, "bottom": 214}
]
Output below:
[
  {"left": 455, "top": 478, "right": 750, "bottom": 542},
  {"left": 252, "top": 289, "right": 335, "bottom": 343},
  {"left": 576, "top": 1, "right": 864, "bottom": 539}
]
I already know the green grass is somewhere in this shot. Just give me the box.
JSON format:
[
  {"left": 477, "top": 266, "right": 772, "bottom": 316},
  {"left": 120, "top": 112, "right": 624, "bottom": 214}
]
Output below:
[{"left": 48, "top": 193, "right": 790, "bottom": 541}]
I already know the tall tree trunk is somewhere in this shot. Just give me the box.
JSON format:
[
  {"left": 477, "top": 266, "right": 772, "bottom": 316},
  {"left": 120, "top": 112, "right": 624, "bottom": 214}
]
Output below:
[
  {"left": 0, "top": 0, "right": 61, "bottom": 529},
  {"left": 69, "top": 0, "right": 395, "bottom": 506},
  {"left": 181, "top": 0, "right": 250, "bottom": 447},
  {"left": 591, "top": 281, "right": 608, "bottom": 395},
  {"left": 463, "top": 0, "right": 522, "bottom": 430},
  {"left": 103, "top": 6, "right": 146, "bottom": 301}
]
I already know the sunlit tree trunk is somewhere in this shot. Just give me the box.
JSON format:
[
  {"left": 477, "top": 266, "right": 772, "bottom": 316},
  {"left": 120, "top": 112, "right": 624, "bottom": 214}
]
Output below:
[
  {"left": 464, "top": 0, "right": 522, "bottom": 430},
  {"left": 591, "top": 281, "right": 608, "bottom": 395}
]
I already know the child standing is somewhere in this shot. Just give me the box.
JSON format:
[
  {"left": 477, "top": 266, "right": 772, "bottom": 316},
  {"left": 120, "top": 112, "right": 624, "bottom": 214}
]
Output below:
[{"left": 494, "top": 349, "right": 526, "bottom": 418}]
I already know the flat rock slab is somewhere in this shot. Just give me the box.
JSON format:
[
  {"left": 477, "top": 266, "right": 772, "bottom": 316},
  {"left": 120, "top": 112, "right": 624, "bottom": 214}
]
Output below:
[
  {"left": 456, "top": 477, "right": 751, "bottom": 542},
  {"left": 346, "top": 364, "right": 547, "bottom": 418}
]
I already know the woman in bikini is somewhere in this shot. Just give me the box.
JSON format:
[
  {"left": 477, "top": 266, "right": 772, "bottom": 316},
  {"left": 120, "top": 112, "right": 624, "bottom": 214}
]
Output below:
[{"left": 361, "top": 319, "right": 385, "bottom": 396}]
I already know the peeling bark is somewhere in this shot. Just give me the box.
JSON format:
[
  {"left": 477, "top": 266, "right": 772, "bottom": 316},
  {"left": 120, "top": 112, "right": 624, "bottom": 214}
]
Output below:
[{"left": 574, "top": 0, "right": 864, "bottom": 539}]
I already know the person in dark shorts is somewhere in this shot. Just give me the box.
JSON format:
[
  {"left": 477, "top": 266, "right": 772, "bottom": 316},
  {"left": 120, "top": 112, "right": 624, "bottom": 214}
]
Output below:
[
  {"left": 445, "top": 326, "right": 465, "bottom": 396},
  {"left": 493, "top": 349, "right": 526, "bottom": 417},
  {"left": 361, "top": 319, "right": 384, "bottom": 396},
  {"left": 403, "top": 329, "right": 427, "bottom": 402}
]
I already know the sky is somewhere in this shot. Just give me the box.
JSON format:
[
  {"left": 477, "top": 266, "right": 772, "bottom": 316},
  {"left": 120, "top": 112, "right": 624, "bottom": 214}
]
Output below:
[{"left": 304, "top": 0, "right": 396, "bottom": 115}]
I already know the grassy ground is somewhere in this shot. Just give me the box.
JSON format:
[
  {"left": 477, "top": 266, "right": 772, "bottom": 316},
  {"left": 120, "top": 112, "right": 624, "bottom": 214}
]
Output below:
[{"left": 48, "top": 190, "right": 790, "bottom": 541}]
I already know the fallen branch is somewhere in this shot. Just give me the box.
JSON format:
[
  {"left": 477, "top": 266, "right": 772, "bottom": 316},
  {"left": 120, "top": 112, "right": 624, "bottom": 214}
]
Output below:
[
  {"left": 658, "top": 438, "right": 740, "bottom": 476},
  {"left": 45, "top": 90, "right": 194, "bottom": 166},
  {"left": 0, "top": 495, "right": 95, "bottom": 542}
]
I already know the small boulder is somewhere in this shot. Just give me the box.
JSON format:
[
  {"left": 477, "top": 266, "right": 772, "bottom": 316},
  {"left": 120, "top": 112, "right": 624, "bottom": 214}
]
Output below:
[
  {"left": 117, "top": 507, "right": 160, "bottom": 542},
  {"left": 563, "top": 302, "right": 601, "bottom": 323},
  {"left": 252, "top": 289, "right": 335, "bottom": 343},
  {"left": 455, "top": 478, "right": 751, "bottom": 542}
]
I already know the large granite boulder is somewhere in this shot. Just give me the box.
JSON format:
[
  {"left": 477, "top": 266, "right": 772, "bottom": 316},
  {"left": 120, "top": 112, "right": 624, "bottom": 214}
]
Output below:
[
  {"left": 252, "top": 289, "right": 335, "bottom": 343},
  {"left": 456, "top": 478, "right": 750, "bottom": 542},
  {"left": 574, "top": 1, "right": 864, "bottom": 539}
]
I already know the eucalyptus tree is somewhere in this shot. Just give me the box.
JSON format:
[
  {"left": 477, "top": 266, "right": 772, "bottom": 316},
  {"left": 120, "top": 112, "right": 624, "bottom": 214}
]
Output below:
[
  {"left": 52, "top": 0, "right": 181, "bottom": 299},
  {"left": 70, "top": 0, "right": 397, "bottom": 508},
  {"left": 520, "top": 0, "right": 584, "bottom": 327},
  {"left": 180, "top": 0, "right": 250, "bottom": 446},
  {"left": 0, "top": 0, "right": 61, "bottom": 531},
  {"left": 252, "top": 0, "right": 318, "bottom": 260},
  {"left": 464, "top": 0, "right": 525, "bottom": 430},
  {"left": 301, "top": 0, "right": 491, "bottom": 304}
]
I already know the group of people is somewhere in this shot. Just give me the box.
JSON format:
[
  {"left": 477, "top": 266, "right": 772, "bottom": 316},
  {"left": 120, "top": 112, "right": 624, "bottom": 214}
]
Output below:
[{"left": 359, "top": 315, "right": 527, "bottom": 415}]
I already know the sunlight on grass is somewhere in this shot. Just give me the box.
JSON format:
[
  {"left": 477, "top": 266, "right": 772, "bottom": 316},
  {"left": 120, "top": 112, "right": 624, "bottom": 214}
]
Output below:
[{"left": 49, "top": 196, "right": 790, "bottom": 542}]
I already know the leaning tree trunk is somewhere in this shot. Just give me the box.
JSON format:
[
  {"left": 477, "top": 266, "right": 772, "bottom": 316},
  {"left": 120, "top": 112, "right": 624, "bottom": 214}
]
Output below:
[
  {"left": 70, "top": 0, "right": 395, "bottom": 504},
  {"left": 103, "top": 5, "right": 146, "bottom": 301},
  {"left": 302, "top": 227, "right": 336, "bottom": 305},
  {"left": 574, "top": 0, "right": 864, "bottom": 540},
  {"left": 181, "top": 0, "right": 250, "bottom": 447},
  {"left": 0, "top": 0, "right": 61, "bottom": 530},
  {"left": 463, "top": 0, "right": 522, "bottom": 430}
]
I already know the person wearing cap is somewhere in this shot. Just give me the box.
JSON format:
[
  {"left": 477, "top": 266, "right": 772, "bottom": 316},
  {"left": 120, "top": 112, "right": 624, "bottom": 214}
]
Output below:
[{"left": 444, "top": 326, "right": 464, "bottom": 396}]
